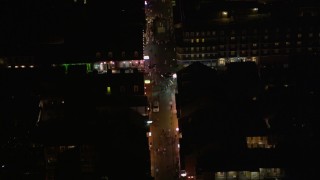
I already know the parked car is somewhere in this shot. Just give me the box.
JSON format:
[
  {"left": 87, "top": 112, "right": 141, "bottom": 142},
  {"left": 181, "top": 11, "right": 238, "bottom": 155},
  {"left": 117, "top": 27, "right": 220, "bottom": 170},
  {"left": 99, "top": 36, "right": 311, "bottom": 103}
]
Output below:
[
  {"left": 161, "top": 72, "right": 173, "bottom": 78},
  {"left": 152, "top": 101, "right": 159, "bottom": 112}
]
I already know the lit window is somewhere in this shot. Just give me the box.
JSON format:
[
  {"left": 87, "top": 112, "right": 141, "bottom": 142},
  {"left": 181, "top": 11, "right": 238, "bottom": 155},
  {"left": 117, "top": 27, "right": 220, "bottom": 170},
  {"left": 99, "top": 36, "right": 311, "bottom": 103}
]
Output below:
[
  {"left": 253, "top": 43, "right": 257, "bottom": 47},
  {"left": 218, "top": 58, "right": 226, "bottom": 66},
  {"left": 274, "top": 42, "right": 279, "bottom": 46},
  {"left": 201, "top": 54, "right": 205, "bottom": 58},
  {"left": 202, "top": 38, "right": 205, "bottom": 43},
  {"left": 230, "top": 36, "right": 235, "bottom": 40},
  {"left": 107, "top": 86, "right": 111, "bottom": 94},
  {"left": 252, "top": 57, "right": 257, "bottom": 62},
  {"left": 222, "top": 11, "right": 228, "bottom": 17},
  {"left": 196, "top": 39, "right": 199, "bottom": 43},
  {"left": 191, "top": 47, "right": 194, "bottom": 52},
  {"left": 297, "top": 33, "right": 302, "bottom": 38},
  {"left": 191, "top": 39, "right": 194, "bottom": 43},
  {"left": 285, "top": 42, "right": 290, "bottom": 45}
]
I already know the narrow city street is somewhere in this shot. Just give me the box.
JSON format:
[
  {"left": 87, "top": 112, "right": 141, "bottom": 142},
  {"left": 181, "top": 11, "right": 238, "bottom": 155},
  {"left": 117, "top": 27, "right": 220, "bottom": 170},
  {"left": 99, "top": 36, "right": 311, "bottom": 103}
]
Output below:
[
  {"left": 144, "top": 1, "right": 180, "bottom": 179},
  {"left": 148, "top": 72, "right": 179, "bottom": 180}
]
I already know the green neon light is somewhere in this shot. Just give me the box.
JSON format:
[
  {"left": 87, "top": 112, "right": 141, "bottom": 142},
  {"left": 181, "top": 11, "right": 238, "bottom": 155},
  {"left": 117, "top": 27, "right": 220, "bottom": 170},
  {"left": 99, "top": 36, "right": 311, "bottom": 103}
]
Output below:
[
  {"left": 61, "top": 63, "right": 93, "bottom": 73},
  {"left": 61, "top": 64, "right": 69, "bottom": 74},
  {"left": 86, "top": 64, "right": 92, "bottom": 72}
]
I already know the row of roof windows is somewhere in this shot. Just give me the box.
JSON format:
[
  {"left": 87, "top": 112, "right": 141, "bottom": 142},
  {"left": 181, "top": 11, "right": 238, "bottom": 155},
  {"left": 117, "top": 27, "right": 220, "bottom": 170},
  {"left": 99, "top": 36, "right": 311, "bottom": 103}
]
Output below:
[
  {"left": 184, "top": 33, "right": 320, "bottom": 41},
  {"left": 184, "top": 29, "right": 320, "bottom": 37},
  {"left": 178, "top": 48, "right": 320, "bottom": 58},
  {"left": 180, "top": 42, "right": 320, "bottom": 52}
]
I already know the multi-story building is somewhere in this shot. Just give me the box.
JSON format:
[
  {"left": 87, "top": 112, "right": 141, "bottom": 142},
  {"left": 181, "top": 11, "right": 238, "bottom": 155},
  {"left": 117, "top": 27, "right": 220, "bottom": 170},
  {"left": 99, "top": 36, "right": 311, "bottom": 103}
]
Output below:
[
  {"left": 173, "top": 0, "right": 320, "bottom": 69},
  {"left": 176, "top": 61, "right": 289, "bottom": 180}
]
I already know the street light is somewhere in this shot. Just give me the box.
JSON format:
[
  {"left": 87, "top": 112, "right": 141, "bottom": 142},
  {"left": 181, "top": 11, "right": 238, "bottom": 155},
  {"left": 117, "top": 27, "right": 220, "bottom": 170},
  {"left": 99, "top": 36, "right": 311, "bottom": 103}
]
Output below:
[{"left": 172, "top": 73, "right": 177, "bottom": 79}]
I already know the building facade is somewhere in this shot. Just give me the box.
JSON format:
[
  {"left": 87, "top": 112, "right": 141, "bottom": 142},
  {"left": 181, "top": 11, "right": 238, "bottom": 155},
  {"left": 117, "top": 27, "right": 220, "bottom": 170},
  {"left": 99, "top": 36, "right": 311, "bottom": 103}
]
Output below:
[{"left": 173, "top": 0, "right": 320, "bottom": 69}]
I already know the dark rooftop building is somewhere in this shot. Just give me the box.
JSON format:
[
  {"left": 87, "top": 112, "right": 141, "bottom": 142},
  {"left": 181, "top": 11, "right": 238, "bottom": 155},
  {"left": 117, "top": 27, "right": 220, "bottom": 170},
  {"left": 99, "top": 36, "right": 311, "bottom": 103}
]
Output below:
[
  {"left": 30, "top": 100, "right": 151, "bottom": 180},
  {"left": 176, "top": 62, "right": 218, "bottom": 119},
  {"left": 175, "top": 60, "right": 318, "bottom": 179},
  {"left": 0, "top": 0, "right": 146, "bottom": 65},
  {"left": 0, "top": 65, "right": 151, "bottom": 179}
]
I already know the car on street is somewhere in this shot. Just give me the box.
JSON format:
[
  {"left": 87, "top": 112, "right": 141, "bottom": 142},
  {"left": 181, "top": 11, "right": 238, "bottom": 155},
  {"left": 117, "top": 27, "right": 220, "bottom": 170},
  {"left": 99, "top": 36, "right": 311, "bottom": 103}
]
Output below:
[
  {"left": 161, "top": 72, "right": 173, "bottom": 78},
  {"left": 152, "top": 101, "right": 159, "bottom": 112}
]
